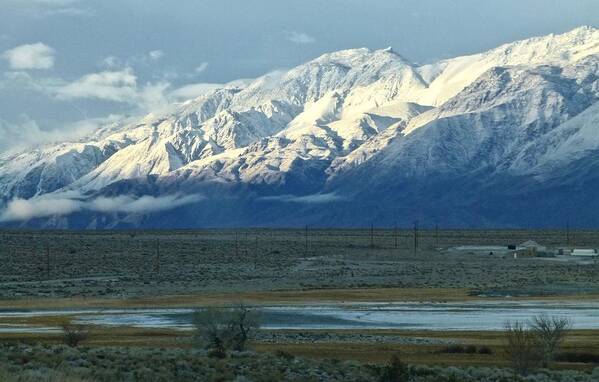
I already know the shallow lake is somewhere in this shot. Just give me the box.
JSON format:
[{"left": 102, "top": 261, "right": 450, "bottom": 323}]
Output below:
[{"left": 1, "top": 300, "right": 598, "bottom": 333}]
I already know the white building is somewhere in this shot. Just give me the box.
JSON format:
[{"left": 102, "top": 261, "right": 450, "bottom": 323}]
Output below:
[{"left": 571, "top": 249, "right": 598, "bottom": 257}]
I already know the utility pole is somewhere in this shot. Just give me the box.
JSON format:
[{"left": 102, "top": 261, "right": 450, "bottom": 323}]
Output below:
[
  {"left": 413, "top": 220, "right": 419, "bottom": 254},
  {"left": 435, "top": 223, "right": 439, "bottom": 248},
  {"left": 394, "top": 222, "right": 398, "bottom": 249},
  {"left": 235, "top": 230, "right": 239, "bottom": 257},
  {"left": 254, "top": 234, "right": 258, "bottom": 270},
  {"left": 155, "top": 238, "right": 160, "bottom": 276},
  {"left": 46, "top": 242, "right": 50, "bottom": 280},
  {"left": 245, "top": 231, "right": 249, "bottom": 256},
  {"left": 305, "top": 225, "right": 309, "bottom": 256},
  {"left": 566, "top": 218, "right": 571, "bottom": 246},
  {"left": 370, "top": 223, "right": 374, "bottom": 249}
]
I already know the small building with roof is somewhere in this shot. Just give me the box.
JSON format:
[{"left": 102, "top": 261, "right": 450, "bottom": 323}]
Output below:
[
  {"left": 519, "top": 240, "right": 547, "bottom": 254},
  {"left": 571, "top": 249, "right": 598, "bottom": 257}
]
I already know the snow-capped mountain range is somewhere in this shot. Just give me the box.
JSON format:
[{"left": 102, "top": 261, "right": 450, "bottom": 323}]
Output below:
[{"left": 2, "top": 26, "right": 599, "bottom": 228}]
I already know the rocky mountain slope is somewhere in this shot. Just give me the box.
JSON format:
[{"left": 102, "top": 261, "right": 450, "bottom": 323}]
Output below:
[{"left": 2, "top": 26, "right": 599, "bottom": 228}]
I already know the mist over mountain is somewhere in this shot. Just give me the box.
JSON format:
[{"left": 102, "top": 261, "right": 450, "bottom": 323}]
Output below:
[{"left": 2, "top": 26, "right": 599, "bottom": 228}]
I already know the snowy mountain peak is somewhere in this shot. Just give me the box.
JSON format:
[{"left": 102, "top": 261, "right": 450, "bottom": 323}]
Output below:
[
  {"left": 558, "top": 25, "right": 598, "bottom": 40},
  {"left": 3, "top": 27, "right": 599, "bottom": 228}
]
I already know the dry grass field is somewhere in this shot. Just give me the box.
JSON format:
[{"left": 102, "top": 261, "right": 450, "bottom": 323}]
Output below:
[
  {"left": 0, "top": 229, "right": 598, "bottom": 300},
  {"left": 2, "top": 323, "right": 599, "bottom": 373}
]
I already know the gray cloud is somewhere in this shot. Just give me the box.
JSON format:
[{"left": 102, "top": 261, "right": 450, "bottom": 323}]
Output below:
[
  {"left": 4, "top": 0, "right": 91, "bottom": 18},
  {"left": 0, "top": 192, "right": 204, "bottom": 222},
  {"left": 100, "top": 51, "right": 168, "bottom": 70},
  {"left": 8, "top": 0, "right": 81, "bottom": 6},
  {"left": 170, "top": 83, "right": 222, "bottom": 101},
  {"left": 259, "top": 193, "right": 346, "bottom": 204},
  {"left": 194, "top": 62, "right": 209, "bottom": 74},
  {"left": 0, "top": 115, "right": 116, "bottom": 152}
]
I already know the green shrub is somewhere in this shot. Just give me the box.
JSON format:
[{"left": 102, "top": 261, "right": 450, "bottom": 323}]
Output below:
[
  {"left": 436, "top": 345, "right": 482, "bottom": 354},
  {"left": 274, "top": 350, "right": 295, "bottom": 361},
  {"left": 464, "top": 345, "right": 477, "bottom": 354},
  {"left": 477, "top": 346, "right": 493, "bottom": 355},
  {"left": 556, "top": 352, "right": 599, "bottom": 363},
  {"left": 378, "top": 354, "right": 410, "bottom": 382}
]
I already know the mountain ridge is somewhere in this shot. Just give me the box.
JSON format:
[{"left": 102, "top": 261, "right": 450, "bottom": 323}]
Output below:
[{"left": 2, "top": 26, "right": 599, "bottom": 228}]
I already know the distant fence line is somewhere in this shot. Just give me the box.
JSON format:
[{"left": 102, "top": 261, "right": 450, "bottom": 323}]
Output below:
[
  {"left": 0, "top": 228, "right": 586, "bottom": 249},
  {"left": 0, "top": 228, "right": 584, "bottom": 236},
  {"left": 0, "top": 227, "right": 592, "bottom": 281}
]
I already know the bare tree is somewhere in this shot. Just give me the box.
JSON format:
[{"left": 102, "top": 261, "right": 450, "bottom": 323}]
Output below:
[
  {"left": 229, "top": 303, "right": 261, "bottom": 351},
  {"left": 531, "top": 315, "right": 572, "bottom": 368},
  {"left": 504, "top": 321, "right": 537, "bottom": 375},
  {"left": 62, "top": 324, "right": 89, "bottom": 347},
  {"left": 193, "top": 308, "right": 234, "bottom": 358},
  {"left": 193, "top": 304, "right": 261, "bottom": 358}
]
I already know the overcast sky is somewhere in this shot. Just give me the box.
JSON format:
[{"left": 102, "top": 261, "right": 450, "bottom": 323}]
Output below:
[{"left": 0, "top": 0, "right": 598, "bottom": 152}]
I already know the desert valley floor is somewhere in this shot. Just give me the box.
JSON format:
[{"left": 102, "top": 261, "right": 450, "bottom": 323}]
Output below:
[{"left": 0, "top": 229, "right": 599, "bottom": 381}]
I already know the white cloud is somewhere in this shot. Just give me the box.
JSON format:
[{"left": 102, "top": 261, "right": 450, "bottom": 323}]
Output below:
[
  {"left": 0, "top": 194, "right": 82, "bottom": 222},
  {"left": 56, "top": 68, "right": 137, "bottom": 102},
  {"left": 2, "top": 58, "right": 232, "bottom": 122},
  {"left": 170, "top": 83, "right": 222, "bottom": 101},
  {"left": 138, "top": 81, "right": 171, "bottom": 112},
  {"left": 149, "top": 50, "right": 164, "bottom": 61},
  {"left": 0, "top": 192, "right": 204, "bottom": 222},
  {"left": 285, "top": 31, "right": 316, "bottom": 44},
  {"left": 88, "top": 194, "right": 204, "bottom": 214},
  {"left": 55, "top": 68, "right": 175, "bottom": 112},
  {"left": 2, "top": 43, "right": 56, "bottom": 70},
  {"left": 1, "top": 64, "right": 177, "bottom": 114}
]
